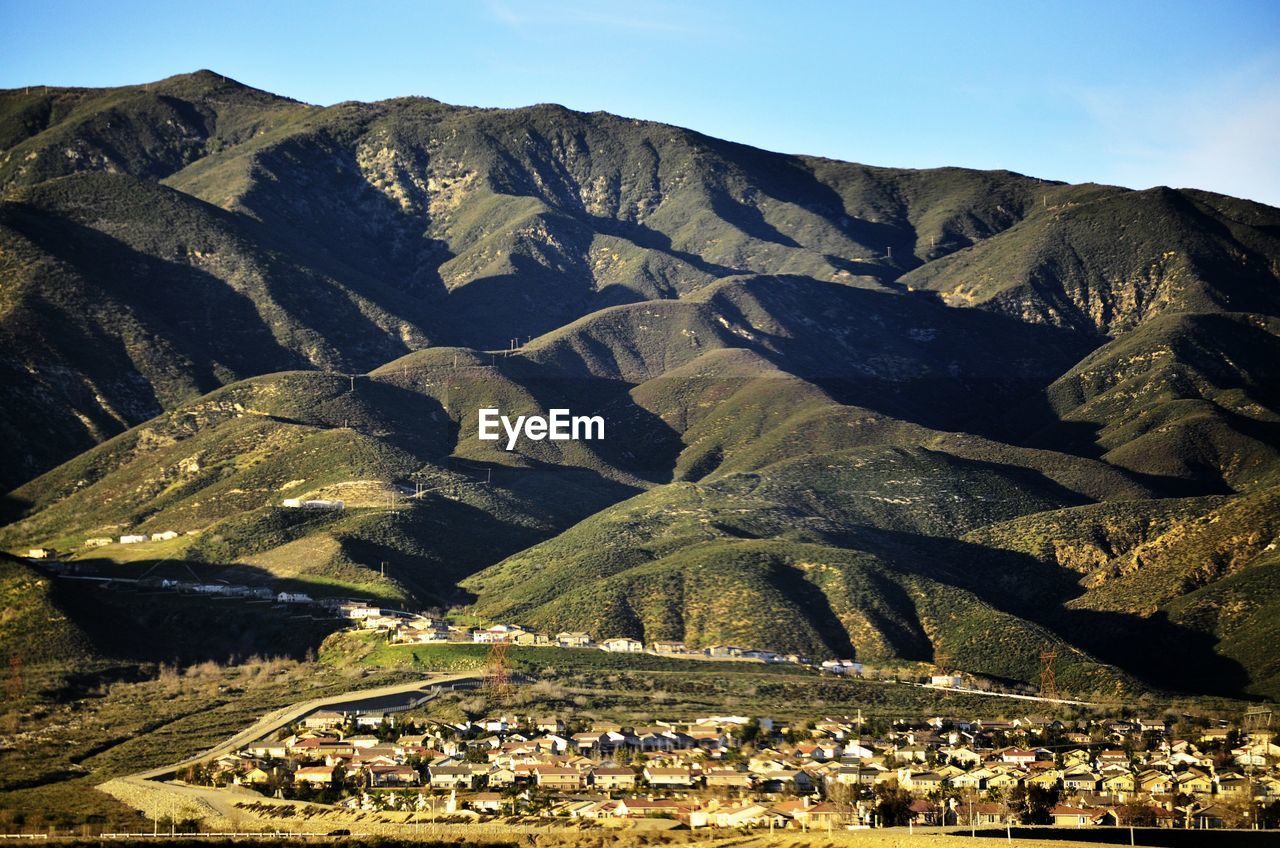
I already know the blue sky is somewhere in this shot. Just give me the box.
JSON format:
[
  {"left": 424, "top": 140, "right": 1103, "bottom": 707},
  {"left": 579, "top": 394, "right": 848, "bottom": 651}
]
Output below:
[{"left": 3, "top": 0, "right": 1278, "bottom": 205}]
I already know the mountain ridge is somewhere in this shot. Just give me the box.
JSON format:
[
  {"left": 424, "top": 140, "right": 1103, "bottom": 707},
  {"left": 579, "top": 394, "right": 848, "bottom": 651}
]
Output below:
[{"left": 3, "top": 71, "right": 1278, "bottom": 701}]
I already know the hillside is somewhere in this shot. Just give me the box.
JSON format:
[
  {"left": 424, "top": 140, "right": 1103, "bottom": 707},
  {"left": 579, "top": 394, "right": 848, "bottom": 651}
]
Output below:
[{"left": 2, "top": 71, "right": 1279, "bottom": 701}]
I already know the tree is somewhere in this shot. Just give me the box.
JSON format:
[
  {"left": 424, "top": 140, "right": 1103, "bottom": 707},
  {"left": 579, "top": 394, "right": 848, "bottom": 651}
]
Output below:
[
  {"left": 1021, "top": 785, "right": 1059, "bottom": 825},
  {"left": 874, "top": 785, "right": 914, "bottom": 826},
  {"left": 1116, "top": 803, "right": 1157, "bottom": 827}
]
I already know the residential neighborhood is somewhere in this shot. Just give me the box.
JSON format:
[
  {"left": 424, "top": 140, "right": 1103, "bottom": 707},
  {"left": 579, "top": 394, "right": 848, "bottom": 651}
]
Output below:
[
  {"left": 183, "top": 701, "right": 1280, "bottom": 832},
  {"left": 337, "top": 601, "right": 868, "bottom": 675}
]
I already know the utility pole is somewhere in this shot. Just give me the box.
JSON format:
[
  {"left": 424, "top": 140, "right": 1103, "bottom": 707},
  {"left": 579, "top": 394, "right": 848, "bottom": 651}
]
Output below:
[{"left": 349, "top": 374, "right": 356, "bottom": 392}]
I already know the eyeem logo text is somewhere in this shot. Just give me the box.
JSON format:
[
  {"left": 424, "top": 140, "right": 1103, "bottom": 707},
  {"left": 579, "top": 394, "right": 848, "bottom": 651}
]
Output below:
[{"left": 478, "top": 408, "right": 605, "bottom": 450}]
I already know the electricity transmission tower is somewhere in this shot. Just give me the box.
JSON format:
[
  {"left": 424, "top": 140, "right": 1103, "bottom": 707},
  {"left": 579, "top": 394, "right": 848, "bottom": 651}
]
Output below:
[
  {"left": 483, "top": 638, "right": 513, "bottom": 703},
  {"left": 1039, "top": 651, "right": 1059, "bottom": 700}
]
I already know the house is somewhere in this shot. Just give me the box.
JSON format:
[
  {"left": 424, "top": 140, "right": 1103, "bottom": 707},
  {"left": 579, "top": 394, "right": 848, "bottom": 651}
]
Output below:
[
  {"left": 429, "top": 765, "right": 475, "bottom": 790},
  {"left": 898, "top": 769, "right": 945, "bottom": 793},
  {"left": 1216, "top": 776, "right": 1251, "bottom": 798},
  {"left": 614, "top": 799, "right": 685, "bottom": 819},
  {"left": 943, "top": 746, "right": 982, "bottom": 767},
  {"left": 465, "top": 792, "right": 505, "bottom": 813},
  {"left": 535, "top": 766, "right": 586, "bottom": 791},
  {"left": 534, "top": 716, "right": 567, "bottom": 733},
  {"left": 236, "top": 766, "right": 274, "bottom": 785},
  {"left": 600, "top": 637, "right": 644, "bottom": 653},
  {"left": 293, "top": 765, "right": 337, "bottom": 786},
  {"left": 119, "top": 534, "right": 147, "bottom": 544},
  {"left": 705, "top": 645, "right": 743, "bottom": 658},
  {"left": 1000, "top": 748, "right": 1038, "bottom": 766},
  {"left": 1062, "top": 769, "right": 1100, "bottom": 793},
  {"left": 354, "top": 713, "right": 396, "bottom": 730},
  {"left": 302, "top": 710, "right": 345, "bottom": 730},
  {"left": 486, "top": 766, "right": 518, "bottom": 788},
  {"left": 591, "top": 765, "right": 637, "bottom": 791},
  {"left": 1191, "top": 806, "right": 1228, "bottom": 829},
  {"left": 704, "top": 767, "right": 753, "bottom": 790},
  {"left": 246, "top": 741, "right": 289, "bottom": 759},
  {"left": 1026, "top": 769, "right": 1061, "bottom": 790},
  {"left": 757, "top": 770, "right": 813, "bottom": 794},
  {"left": 472, "top": 624, "right": 524, "bottom": 643},
  {"left": 84, "top": 537, "right": 112, "bottom": 548},
  {"left": 820, "top": 659, "right": 863, "bottom": 676},
  {"left": 556, "top": 632, "right": 592, "bottom": 648},
  {"left": 365, "top": 764, "right": 420, "bottom": 786},
  {"left": 710, "top": 803, "right": 781, "bottom": 828},
  {"left": 644, "top": 766, "right": 695, "bottom": 788},
  {"left": 892, "top": 746, "right": 928, "bottom": 762},
  {"left": 652, "top": 641, "right": 687, "bottom": 655},
  {"left": 930, "top": 674, "right": 964, "bottom": 688},
  {"left": 282, "top": 498, "right": 344, "bottom": 509},
  {"left": 907, "top": 799, "right": 949, "bottom": 826},
  {"left": 393, "top": 625, "right": 449, "bottom": 644},
  {"left": 26, "top": 548, "right": 55, "bottom": 559},
  {"left": 1136, "top": 770, "right": 1173, "bottom": 795},
  {"left": 1050, "top": 805, "right": 1094, "bottom": 827},
  {"left": 277, "top": 592, "right": 313, "bottom": 604},
  {"left": 149, "top": 531, "right": 179, "bottom": 541},
  {"left": 950, "top": 768, "right": 993, "bottom": 791},
  {"left": 1100, "top": 772, "right": 1136, "bottom": 795},
  {"left": 1175, "top": 771, "right": 1214, "bottom": 795},
  {"left": 970, "top": 803, "right": 1012, "bottom": 825},
  {"left": 985, "top": 770, "right": 1024, "bottom": 790}
]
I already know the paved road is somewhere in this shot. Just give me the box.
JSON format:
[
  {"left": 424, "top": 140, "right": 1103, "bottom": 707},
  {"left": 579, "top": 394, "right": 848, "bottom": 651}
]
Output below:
[
  {"left": 131, "top": 671, "right": 481, "bottom": 781},
  {"left": 911, "top": 681, "right": 1098, "bottom": 707}
]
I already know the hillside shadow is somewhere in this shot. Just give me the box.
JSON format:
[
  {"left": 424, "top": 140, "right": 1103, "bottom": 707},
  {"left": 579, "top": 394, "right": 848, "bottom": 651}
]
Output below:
[
  {"left": 440, "top": 254, "right": 598, "bottom": 350},
  {"left": 588, "top": 214, "right": 746, "bottom": 278},
  {"left": 0, "top": 204, "right": 312, "bottom": 490},
  {"left": 826, "top": 526, "right": 1252, "bottom": 696},
  {"left": 5, "top": 204, "right": 306, "bottom": 388},
  {"left": 235, "top": 136, "right": 456, "bottom": 325},
  {"left": 697, "top": 137, "right": 919, "bottom": 267},
  {"left": 1053, "top": 607, "right": 1252, "bottom": 697},
  {"left": 703, "top": 275, "right": 1102, "bottom": 436},
  {"left": 46, "top": 559, "right": 348, "bottom": 664},
  {"left": 0, "top": 491, "right": 32, "bottom": 526},
  {"left": 488, "top": 362, "right": 685, "bottom": 483}
]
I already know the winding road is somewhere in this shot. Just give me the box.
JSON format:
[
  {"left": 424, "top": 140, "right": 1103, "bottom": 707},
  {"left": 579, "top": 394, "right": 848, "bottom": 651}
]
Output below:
[{"left": 131, "top": 671, "right": 481, "bottom": 781}]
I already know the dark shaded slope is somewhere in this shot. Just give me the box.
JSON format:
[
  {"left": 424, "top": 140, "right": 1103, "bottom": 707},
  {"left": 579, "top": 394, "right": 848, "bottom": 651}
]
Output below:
[
  {"left": 901, "top": 187, "right": 1280, "bottom": 335},
  {"left": 1022, "top": 312, "right": 1280, "bottom": 492},
  {"left": 0, "top": 70, "right": 307, "bottom": 188}
]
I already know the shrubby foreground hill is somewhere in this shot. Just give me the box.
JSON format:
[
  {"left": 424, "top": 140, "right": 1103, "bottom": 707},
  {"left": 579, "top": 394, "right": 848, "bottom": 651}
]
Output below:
[{"left": 2, "top": 71, "right": 1278, "bottom": 700}]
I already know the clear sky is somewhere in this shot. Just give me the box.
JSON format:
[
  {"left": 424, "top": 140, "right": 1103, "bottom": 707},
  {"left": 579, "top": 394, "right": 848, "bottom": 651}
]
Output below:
[{"left": 3, "top": 0, "right": 1278, "bottom": 206}]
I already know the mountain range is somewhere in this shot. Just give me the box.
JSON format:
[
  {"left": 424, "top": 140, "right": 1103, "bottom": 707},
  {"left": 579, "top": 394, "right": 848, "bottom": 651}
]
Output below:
[{"left": 2, "top": 71, "right": 1278, "bottom": 701}]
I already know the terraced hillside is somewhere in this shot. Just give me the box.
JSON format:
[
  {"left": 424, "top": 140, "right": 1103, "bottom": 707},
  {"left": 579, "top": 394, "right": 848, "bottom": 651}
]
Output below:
[{"left": 3, "top": 71, "right": 1279, "bottom": 701}]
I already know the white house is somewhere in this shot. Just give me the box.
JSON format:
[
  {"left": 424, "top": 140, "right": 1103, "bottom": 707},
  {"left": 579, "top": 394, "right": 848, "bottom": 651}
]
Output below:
[{"left": 601, "top": 637, "right": 644, "bottom": 653}]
